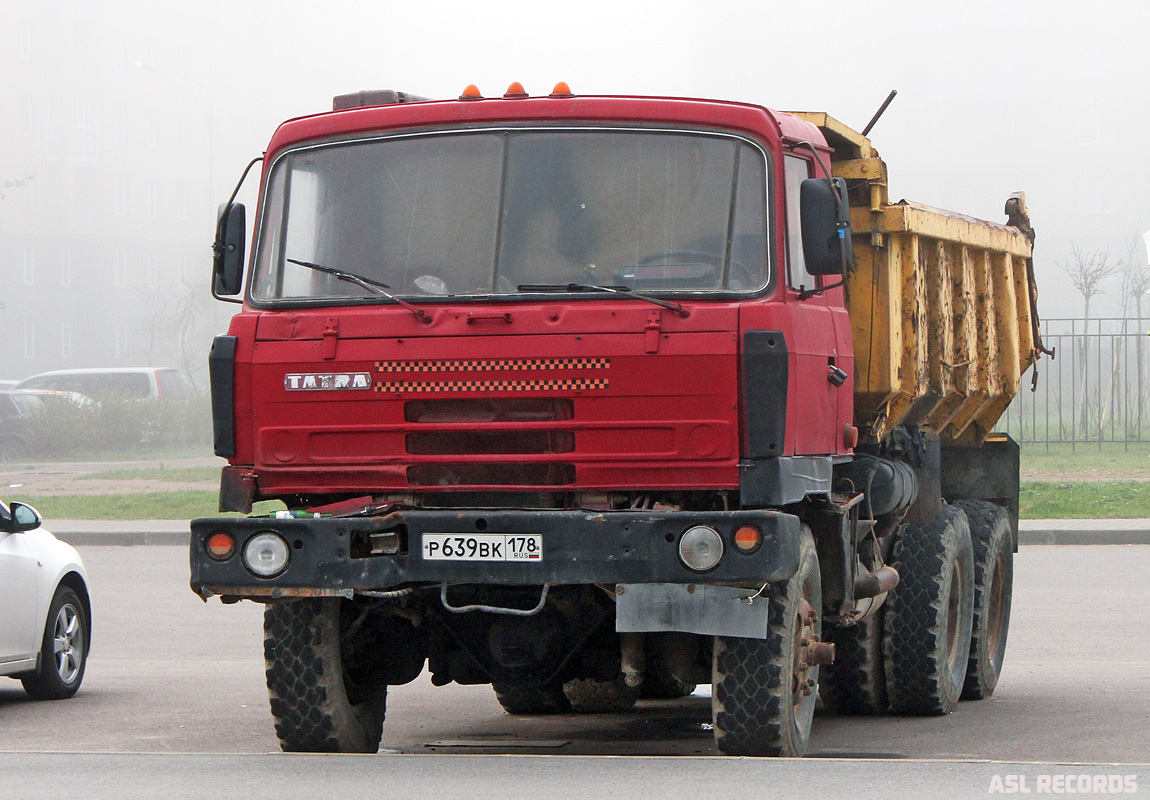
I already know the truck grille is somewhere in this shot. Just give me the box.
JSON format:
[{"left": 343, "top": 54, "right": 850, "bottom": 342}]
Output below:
[
  {"left": 406, "top": 430, "right": 575, "bottom": 455},
  {"left": 404, "top": 398, "right": 576, "bottom": 487},
  {"left": 404, "top": 398, "right": 573, "bottom": 423},
  {"left": 407, "top": 463, "right": 576, "bottom": 486}
]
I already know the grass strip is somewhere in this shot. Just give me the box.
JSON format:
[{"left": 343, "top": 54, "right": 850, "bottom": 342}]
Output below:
[
  {"left": 1019, "top": 443, "right": 1150, "bottom": 475},
  {"left": 28, "top": 491, "right": 283, "bottom": 520},
  {"left": 79, "top": 467, "right": 221, "bottom": 482},
  {"left": 1020, "top": 481, "right": 1150, "bottom": 518}
]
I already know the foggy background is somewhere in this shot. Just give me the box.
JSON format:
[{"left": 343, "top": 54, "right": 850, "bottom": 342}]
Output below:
[{"left": 3, "top": 0, "right": 1149, "bottom": 388}]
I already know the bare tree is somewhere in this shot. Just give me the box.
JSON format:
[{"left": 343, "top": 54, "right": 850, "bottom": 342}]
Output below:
[
  {"left": 1061, "top": 244, "right": 1117, "bottom": 326},
  {"left": 1097, "top": 239, "right": 1146, "bottom": 431},
  {"left": 1118, "top": 234, "right": 1150, "bottom": 431},
  {"left": 0, "top": 175, "right": 32, "bottom": 200},
  {"left": 1059, "top": 244, "right": 1118, "bottom": 431},
  {"left": 1113, "top": 236, "right": 1150, "bottom": 321},
  {"left": 136, "top": 279, "right": 219, "bottom": 393}
]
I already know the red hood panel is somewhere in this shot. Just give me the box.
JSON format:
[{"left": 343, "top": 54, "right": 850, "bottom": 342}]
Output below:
[{"left": 241, "top": 313, "right": 740, "bottom": 495}]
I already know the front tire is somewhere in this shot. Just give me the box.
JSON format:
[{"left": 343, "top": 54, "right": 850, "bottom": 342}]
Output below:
[
  {"left": 712, "top": 525, "right": 822, "bottom": 757},
  {"left": 22, "top": 585, "right": 89, "bottom": 700},
  {"left": 883, "top": 504, "right": 975, "bottom": 715},
  {"left": 264, "top": 598, "right": 387, "bottom": 753}
]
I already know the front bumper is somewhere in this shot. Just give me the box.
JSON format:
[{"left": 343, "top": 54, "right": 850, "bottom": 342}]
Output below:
[{"left": 189, "top": 508, "right": 800, "bottom": 601}]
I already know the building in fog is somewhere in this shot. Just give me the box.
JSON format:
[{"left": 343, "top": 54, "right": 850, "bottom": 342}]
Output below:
[{"left": 1, "top": 4, "right": 230, "bottom": 390}]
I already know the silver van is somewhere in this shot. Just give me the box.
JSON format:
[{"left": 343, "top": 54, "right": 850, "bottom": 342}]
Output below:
[{"left": 13, "top": 368, "right": 192, "bottom": 402}]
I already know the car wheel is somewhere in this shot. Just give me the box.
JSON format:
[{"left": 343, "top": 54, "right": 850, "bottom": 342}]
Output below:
[{"left": 22, "top": 585, "right": 89, "bottom": 700}]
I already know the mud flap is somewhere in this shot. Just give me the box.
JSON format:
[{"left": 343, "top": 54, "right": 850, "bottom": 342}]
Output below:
[{"left": 615, "top": 583, "right": 769, "bottom": 639}]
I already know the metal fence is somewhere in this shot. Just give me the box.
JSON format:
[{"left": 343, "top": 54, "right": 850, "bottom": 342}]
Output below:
[{"left": 1001, "top": 318, "right": 1150, "bottom": 447}]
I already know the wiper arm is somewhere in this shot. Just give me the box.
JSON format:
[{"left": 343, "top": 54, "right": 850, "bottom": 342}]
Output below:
[
  {"left": 516, "top": 283, "right": 688, "bottom": 317},
  {"left": 287, "top": 258, "right": 429, "bottom": 322}
]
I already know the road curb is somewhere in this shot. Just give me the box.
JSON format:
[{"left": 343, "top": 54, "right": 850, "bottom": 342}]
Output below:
[
  {"left": 1018, "top": 530, "right": 1150, "bottom": 546},
  {"left": 55, "top": 530, "right": 190, "bottom": 547},
  {"left": 48, "top": 520, "right": 191, "bottom": 547}
]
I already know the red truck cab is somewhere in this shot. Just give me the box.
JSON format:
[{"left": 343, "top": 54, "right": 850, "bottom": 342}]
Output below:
[{"left": 211, "top": 90, "right": 853, "bottom": 510}]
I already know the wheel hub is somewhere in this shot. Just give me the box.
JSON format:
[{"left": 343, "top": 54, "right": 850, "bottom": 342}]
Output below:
[{"left": 792, "top": 599, "right": 835, "bottom": 705}]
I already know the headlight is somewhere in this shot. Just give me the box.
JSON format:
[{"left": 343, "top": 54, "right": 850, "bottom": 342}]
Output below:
[
  {"left": 678, "top": 525, "right": 724, "bottom": 572},
  {"left": 243, "top": 532, "right": 290, "bottom": 578}
]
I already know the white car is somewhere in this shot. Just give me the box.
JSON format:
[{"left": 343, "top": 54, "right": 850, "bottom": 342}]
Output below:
[{"left": 0, "top": 500, "right": 90, "bottom": 699}]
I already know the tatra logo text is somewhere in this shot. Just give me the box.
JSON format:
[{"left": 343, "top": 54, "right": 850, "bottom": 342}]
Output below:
[{"left": 284, "top": 373, "right": 373, "bottom": 391}]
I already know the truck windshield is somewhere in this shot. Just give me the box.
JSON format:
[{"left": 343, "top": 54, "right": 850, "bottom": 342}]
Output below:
[{"left": 251, "top": 128, "right": 770, "bottom": 302}]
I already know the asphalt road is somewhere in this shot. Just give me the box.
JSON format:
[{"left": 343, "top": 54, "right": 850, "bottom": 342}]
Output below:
[{"left": 1, "top": 545, "right": 1147, "bottom": 798}]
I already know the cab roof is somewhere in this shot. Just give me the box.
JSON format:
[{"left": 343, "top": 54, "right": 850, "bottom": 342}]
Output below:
[{"left": 265, "top": 90, "right": 828, "bottom": 160}]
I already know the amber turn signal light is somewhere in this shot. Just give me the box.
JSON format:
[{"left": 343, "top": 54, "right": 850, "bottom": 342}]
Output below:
[
  {"left": 843, "top": 423, "right": 859, "bottom": 450},
  {"left": 206, "top": 532, "right": 236, "bottom": 561},
  {"left": 733, "top": 525, "right": 763, "bottom": 554}
]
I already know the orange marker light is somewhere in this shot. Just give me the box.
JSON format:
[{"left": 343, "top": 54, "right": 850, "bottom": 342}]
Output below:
[
  {"left": 550, "top": 81, "right": 573, "bottom": 97},
  {"left": 733, "top": 525, "right": 763, "bottom": 554},
  {"left": 503, "top": 81, "right": 528, "bottom": 99},
  {"left": 459, "top": 84, "right": 483, "bottom": 100},
  {"left": 206, "top": 532, "right": 236, "bottom": 561},
  {"left": 843, "top": 423, "right": 859, "bottom": 450}
]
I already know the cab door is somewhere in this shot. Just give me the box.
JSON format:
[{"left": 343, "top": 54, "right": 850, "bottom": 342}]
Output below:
[{"left": 777, "top": 153, "right": 850, "bottom": 456}]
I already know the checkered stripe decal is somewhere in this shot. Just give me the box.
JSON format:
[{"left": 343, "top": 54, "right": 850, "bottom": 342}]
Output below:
[
  {"left": 375, "top": 358, "right": 610, "bottom": 373},
  {"left": 374, "top": 378, "right": 610, "bottom": 393}
]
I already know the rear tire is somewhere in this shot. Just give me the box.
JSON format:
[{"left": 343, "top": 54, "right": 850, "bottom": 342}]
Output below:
[
  {"left": 712, "top": 525, "right": 821, "bottom": 757},
  {"left": 820, "top": 606, "right": 886, "bottom": 715},
  {"left": 493, "top": 682, "right": 572, "bottom": 715},
  {"left": 641, "top": 636, "right": 697, "bottom": 699},
  {"left": 883, "top": 504, "right": 975, "bottom": 716},
  {"left": 563, "top": 676, "right": 639, "bottom": 713},
  {"left": 952, "top": 499, "right": 1013, "bottom": 700},
  {"left": 264, "top": 598, "right": 387, "bottom": 753}
]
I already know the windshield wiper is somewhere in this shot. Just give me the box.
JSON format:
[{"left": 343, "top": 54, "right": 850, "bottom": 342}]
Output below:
[
  {"left": 287, "top": 258, "right": 430, "bottom": 322},
  {"left": 516, "top": 283, "right": 688, "bottom": 317}
]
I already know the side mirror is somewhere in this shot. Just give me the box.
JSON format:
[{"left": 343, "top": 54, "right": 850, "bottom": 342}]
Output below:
[
  {"left": 1, "top": 501, "right": 42, "bottom": 533},
  {"left": 213, "top": 202, "right": 246, "bottom": 296},
  {"left": 800, "top": 177, "right": 854, "bottom": 276}
]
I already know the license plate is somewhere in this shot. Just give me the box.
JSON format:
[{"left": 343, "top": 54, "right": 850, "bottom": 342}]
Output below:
[{"left": 421, "top": 533, "right": 543, "bottom": 562}]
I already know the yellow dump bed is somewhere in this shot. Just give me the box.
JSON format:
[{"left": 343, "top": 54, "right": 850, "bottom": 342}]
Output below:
[{"left": 791, "top": 112, "right": 1042, "bottom": 445}]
